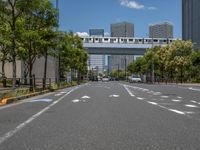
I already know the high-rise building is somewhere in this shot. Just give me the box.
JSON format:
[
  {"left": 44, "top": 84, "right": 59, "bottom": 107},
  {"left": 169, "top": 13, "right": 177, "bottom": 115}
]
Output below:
[
  {"left": 111, "top": 22, "right": 134, "bottom": 37},
  {"left": 88, "top": 55, "right": 105, "bottom": 74},
  {"left": 89, "top": 29, "right": 104, "bottom": 37},
  {"left": 88, "top": 29, "right": 105, "bottom": 74},
  {"left": 108, "top": 55, "right": 135, "bottom": 73},
  {"left": 182, "top": 0, "right": 200, "bottom": 49},
  {"left": 149, "top": 22, "right": 173, "bottom": 38}
]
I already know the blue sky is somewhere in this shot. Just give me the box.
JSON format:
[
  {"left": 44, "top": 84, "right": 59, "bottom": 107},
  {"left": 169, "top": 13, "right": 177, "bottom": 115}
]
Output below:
[{"left": 52, "top": 0, "right": 182, "bottom": 38}]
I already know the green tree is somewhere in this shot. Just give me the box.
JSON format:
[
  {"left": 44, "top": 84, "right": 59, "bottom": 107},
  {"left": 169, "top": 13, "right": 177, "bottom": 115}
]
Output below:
[
  {"left": 168, "top": 40, "right": 193, "bottom": 83},
  {"left": 0, "top": 0, "right": 33, "bottom": 89}
]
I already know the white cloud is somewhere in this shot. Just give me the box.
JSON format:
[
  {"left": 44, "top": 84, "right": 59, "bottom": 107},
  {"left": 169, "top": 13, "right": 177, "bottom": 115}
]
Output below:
[
  {"left": 120, "top": 0, "right": 156, "bottom": 10},
  {"left": 75, "top": 32, "right": 89, "bottom": 37},
  {"left": 120, "top": 0, "right": 144, "bottom": 9}
]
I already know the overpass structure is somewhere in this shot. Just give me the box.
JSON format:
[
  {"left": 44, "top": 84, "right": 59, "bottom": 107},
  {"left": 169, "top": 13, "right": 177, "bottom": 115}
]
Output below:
[{"left": 81, "top": 37, "right": 177, "bottom": 55}]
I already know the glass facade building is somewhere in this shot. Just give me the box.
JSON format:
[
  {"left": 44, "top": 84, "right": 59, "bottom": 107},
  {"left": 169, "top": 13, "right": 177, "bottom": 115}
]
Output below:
[
  {"left": 111, "top": 22, "right": 134, "bottom": 37},
  {"left": 182, "top": 0, "right": 200, "bottom": 49},
  {"left": 89, "top": 29, "right": 104, "bottom": 37},
  {"left": 149, "top": 22, "right": 173, "bottom": 38}
]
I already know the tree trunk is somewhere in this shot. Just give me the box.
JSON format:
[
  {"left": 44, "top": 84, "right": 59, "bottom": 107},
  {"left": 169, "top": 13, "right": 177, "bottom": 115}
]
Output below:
[
  {"left": 43, "top": 48, "right": 48, "bottom": 89},
  {"left": 29, "top": 41, "right": 33, "bottom": 91},
  {"left": 12, "top": 54, "right": 16, "bottom": 89},
  {"left": 2, "top": 60, "right": 6, "bottom": 87},
  {"left": 11, "top": 3, "right": 17, "bottom": 90}
]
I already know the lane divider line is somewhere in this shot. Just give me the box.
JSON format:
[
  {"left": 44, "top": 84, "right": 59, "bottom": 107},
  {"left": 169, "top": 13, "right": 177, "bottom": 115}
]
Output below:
[
  {"left": 122, "top": 84, "right": 186, "bottom": 116},
  {"left": 0, "top": 84, "right": 85, "bottom": 145}
]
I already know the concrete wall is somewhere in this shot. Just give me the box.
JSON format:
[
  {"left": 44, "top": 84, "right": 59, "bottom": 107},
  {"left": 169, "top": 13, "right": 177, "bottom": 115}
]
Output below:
[
  {"left": 0, "top": 60, "right": 22, "bottom": 78},
  {"left": 32, "top": 56, "right": 56, "bottom": 79},
  {"left": 0, "top": 56, "right": 56, "bottom": 79}
]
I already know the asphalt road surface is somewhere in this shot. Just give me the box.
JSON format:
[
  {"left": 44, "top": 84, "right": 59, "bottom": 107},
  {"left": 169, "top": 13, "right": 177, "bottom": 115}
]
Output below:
[{"left": 1, "top": 82, "right": 200, "bottom": 150}]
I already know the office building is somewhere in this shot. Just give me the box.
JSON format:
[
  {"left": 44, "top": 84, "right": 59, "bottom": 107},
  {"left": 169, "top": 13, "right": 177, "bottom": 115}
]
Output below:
[
  {"left": 108, "top": 55, "right": 135, "bottom": 73},
  {"left": 88, "top": 55, "right": 105, "bottom": 74},
  {"left": 89, "top": 29, "right": 104, "bottom": 37},
  {"left": 149, "top": 22, "right": 173, "bottom": 38},
  {"left": 111, "top": 22, "right": 134, "bottom": 37},
  {"left": 182, "top": 0, "right": 200, "bottom": 49}
]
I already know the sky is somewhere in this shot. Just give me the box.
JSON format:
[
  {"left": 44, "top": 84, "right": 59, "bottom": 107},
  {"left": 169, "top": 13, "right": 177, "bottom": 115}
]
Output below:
[{"left": 52, "top": 0, "right": 182, "bottom": 38}]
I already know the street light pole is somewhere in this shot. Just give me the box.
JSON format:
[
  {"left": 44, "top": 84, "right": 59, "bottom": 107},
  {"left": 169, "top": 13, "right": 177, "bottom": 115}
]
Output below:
[
  {"left": 151, "top": 33, "right": 155, "bottom": 84},
  {"left": 55, "top": 0, "right": 60, "bottom": 84},
  {"left": 124, "top": 56, "right": 127, "bottom": 81}
]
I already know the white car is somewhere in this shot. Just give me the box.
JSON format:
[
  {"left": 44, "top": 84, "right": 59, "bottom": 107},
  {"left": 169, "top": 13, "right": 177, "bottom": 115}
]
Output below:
[
  {"left": 102, "top": 76, "right": 109, "bottom": 82},
  {"left": 129, "top": 75, "right": 142, "bottom": 83}
]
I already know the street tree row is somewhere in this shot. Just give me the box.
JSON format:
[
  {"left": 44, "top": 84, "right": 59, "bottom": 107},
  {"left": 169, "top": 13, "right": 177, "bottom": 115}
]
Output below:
[
  {"left": 128, "top": 40, "right": 200, "bottom": 83},
  {"left": 0, "top": 0, "right": 88, "bottom": 89}
]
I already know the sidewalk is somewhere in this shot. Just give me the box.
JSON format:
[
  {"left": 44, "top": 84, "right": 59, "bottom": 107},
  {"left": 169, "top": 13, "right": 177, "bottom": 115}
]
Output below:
[{"left": 154, "top": 82, "right": 200, "bottom": 87}]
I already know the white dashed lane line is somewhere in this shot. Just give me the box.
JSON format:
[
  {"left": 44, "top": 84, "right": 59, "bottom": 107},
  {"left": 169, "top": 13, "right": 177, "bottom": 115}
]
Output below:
[
  {"left": 185, "top": 104, "right": 199, "bottom": 108},
  {"left": 122, "top": 84, "right": 199, "bottom": 117}
]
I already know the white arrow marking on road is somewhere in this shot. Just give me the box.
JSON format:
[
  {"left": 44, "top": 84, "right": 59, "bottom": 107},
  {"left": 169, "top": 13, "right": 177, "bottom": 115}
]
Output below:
[
  {"left": 72, "top": 99, "right": 80, "bottom": 103},
  {"left": 109, "top": 95, "right": 119, "bottom": 98},
  {"left": 81, "top": 96, "right": 91, "bottom": 99},
  {"left": 30, "top": 99, "right": 53, "bottom": 103}
]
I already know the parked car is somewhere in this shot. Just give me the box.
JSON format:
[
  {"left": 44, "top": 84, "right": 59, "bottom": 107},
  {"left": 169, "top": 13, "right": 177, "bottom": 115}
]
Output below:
[
  {"left": 129, "top": 75, "right": 142, "bottom": 83},
  {"left": 102, "top": 76, "right": 109, "bottom": 82}
]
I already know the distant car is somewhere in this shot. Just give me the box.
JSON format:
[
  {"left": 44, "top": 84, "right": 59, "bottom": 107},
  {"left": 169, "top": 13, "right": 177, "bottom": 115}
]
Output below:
[
  {"left": 129, "top": 75, "right": 142, "bottom": 83},
  {"left": 102, "top": 76, "right": 109, "bottom": 82}
]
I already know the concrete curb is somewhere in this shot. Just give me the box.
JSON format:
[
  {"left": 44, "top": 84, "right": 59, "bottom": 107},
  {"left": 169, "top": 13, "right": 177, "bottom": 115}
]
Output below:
[
  {"left": 0, "top": 90, "right": 49, "bottom": 106},
  {"left": 0, "top": 82, "right": 88, "bottom": 106}
]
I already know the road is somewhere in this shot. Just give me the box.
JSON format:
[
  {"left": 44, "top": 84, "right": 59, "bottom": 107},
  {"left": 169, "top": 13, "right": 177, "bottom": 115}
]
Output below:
[{"left": 0, "top": 82, "right": 200, "bottom": 150}]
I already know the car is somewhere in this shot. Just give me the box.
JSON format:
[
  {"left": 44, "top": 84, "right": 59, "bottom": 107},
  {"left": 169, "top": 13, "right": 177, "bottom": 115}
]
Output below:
[
  {"left": 102, "top": 76, "right": 109, "bottom": 82},
  {"left": 129, "top": 75, "right": 142, "bottom": 83}
]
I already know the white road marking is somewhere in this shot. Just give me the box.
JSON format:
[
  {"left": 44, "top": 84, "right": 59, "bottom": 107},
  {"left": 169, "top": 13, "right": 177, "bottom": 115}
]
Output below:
[
  {"left": 177, "top": 96, "right": 182, "bottom": 99},
  {"left": 122, "top": 85, "right": 135, "bottom": 97},
  {"left": 136, "top": 97, "right": 145, "bottom": 100},
  {"left": 55, "top": 93, "right": 62, "bottom": 97},
  {"left": 60, "top": 92, "right": 67, "bottom": 94},
  {"left": 29, "top": 99, "right": 53, "bottom": 103},
  {"left": 172, "top": 99, "right": 181, "bottom": 102},
  {"left": 81, "top": 96, "right": 91, "bottom": 99},
  {"left": 188, "top": 87, "right": 200, "bottom": 92},
  {"left": 153, "top": 92, "right": 162, "bottom": 95},
  {"left": 109, "top": 95, "right": 119, "bottom": 98},
  {"left": 122, "top": 84, "right": 187, "bottom": 116},
  {"left": 185, "top": 104, "right": 199, "bottom": 108},
  {"left": 168, "top": 109, "right": 185, "bottom": 115},
  {"left": 191, "top": 100, "right": 197, "bottom": 103},
  {"left": 161, "top": 96, "right": 169, "bottom": 98},
  {"left": 0, "top": 85, "right": 83, "bottom": 145},
  {"left": 147, "top": 101, "right": 158, "bottom": 105},
  {"left": 72, "top": 99, "right": 80, "bottom": 103}
]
